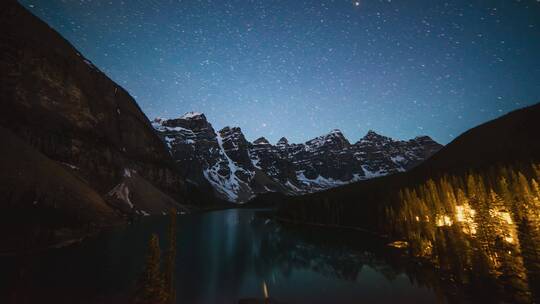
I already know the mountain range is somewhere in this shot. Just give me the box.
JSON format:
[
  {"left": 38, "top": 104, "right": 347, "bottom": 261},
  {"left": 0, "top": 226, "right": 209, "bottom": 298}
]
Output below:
[{"left": 153, "top": 113, "right": 442, "bottom": 203}]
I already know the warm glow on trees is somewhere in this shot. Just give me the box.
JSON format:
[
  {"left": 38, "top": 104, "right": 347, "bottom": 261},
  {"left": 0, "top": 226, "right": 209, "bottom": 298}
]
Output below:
[{"left": 389, "top": 162, "right": 540, "bottom": 303}]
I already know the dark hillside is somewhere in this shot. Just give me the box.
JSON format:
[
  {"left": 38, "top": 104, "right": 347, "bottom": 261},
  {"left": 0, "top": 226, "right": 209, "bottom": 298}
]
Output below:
[
  {"left": 0, "top": 127, "right": 119, "bottom": 253},
  {"left": 0, "top": 0, "right": 186, "bottom": 199},
  {"left": 414, "top": 102, "right": 540, "bottom": 176},
  {"left": 0, "top": 1, "right": 226, "bottom": 211}
]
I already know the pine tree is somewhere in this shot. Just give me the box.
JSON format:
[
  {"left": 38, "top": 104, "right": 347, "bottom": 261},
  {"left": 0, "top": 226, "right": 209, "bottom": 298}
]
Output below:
[
  {"left": 531, "top": 179, "right": 540, "bottom": 201},
  {"left": 517, "top": 172, "right": 532, "bottom": 203},
  {"left": 475, "top": 174, "right": 488, "bottom": 203},
  {"left": 497, "top": 176, "right": 513, "bottom": 207},
  {"left": 489, "top": 189, "right": 505, "bottom": 212},
  {"left": 532, "top": 163, "right": 540, "bottom": 181},
  {"left": 467, "top": 173, "right": 478, "bottom": 202},
  {"left": 456, "top": 188, "right": 468, "bottom": 206},
  {"left": 135, "top": 234, "right": 167, "bottom": 304},
  {"left": 164, "top": 208, "right": 177, "bottom": 304}
]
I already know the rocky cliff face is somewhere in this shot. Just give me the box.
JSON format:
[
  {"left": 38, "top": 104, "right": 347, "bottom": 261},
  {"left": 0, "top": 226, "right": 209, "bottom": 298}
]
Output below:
[
  {"left": 352, "top": 131, "right": 443, "bottom": 176},
  {"left": 0, "top": 0, "right": 196, "bottom": 223},
  {"left": 153, "top": 114, "right": 443, "bottom": 203},
  {"left": 153, "top": 113, "right": 284, "bottom": 202}
]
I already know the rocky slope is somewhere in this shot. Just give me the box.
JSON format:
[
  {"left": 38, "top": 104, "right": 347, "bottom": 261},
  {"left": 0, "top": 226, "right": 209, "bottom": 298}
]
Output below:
[
  {"left": 153, "top": 113, "right": 442, "bottom": 203},
  {"left": 0, "top": 0, "right": 196, "bottom": 251}
]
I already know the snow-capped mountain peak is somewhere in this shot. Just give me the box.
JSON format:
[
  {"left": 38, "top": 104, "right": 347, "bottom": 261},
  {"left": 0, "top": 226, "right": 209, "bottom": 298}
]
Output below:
[
  {"left": 180, "top": 111, "right": 205, "bottom": 120},
  {"left": 276, "top": 137, "right": 289, "bottom": 146},
  {"left": 254, "top": 137, "right": 271, "bottom": 145},
  {"left": 153, "top": 112, "right": 442, "bottom": 203},
  {"left": 305, "top": 129, "right": 350, "bottom": 151},
  {"left": 359, "top": 130, "right": 391, "bottom": 142}
]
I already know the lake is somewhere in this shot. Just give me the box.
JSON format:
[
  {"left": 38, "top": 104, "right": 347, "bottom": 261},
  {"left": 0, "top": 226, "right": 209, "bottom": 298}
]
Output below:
[{"left": 0, "top": 208, "right": 460, "bottom": 303}]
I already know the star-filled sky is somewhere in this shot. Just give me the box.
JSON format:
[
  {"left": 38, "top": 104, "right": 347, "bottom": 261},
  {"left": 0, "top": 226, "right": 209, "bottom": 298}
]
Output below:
[{"left": 21, "top": 0, "right": 540, "bottom": 144}]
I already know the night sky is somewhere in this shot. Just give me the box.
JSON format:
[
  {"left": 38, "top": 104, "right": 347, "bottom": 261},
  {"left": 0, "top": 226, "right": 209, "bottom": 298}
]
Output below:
[{"left": 21, "top": 0, "right": 540, "bottom": 145}]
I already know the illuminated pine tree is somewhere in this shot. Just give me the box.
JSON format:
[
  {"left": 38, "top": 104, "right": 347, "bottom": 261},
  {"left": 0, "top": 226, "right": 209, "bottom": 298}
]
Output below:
[
  {"left": 517, "top": 172, "right": 533, "bottom": 204},
  {"left": 532, "top": 163, "right": 540, "bottom": 181},
  {"left": 474, "top": 189, "right": 498, "bottom": 273},
  {"left": 475, "top": 174, "right": 488, "bottom": 203},
  {"left": 426, "top": 179, "right": 442, "bottom": 211},
  {"left": 467, "top": 173, "right": 479, "bottom": 202},
  {"left": 497, "top": 176, "right": 513, "bottom": 206},
  {"left": 443, "top": 181, "right": 458, "bottom": 211},
  {"left": 489, "top": 189, "right": 506, "bottom": 212},
  {"left": 531, "top": 179, "right": 540, "bottom": 201},
  {"left": 456, "top": 188, "right": 468, "bottom": 205}
]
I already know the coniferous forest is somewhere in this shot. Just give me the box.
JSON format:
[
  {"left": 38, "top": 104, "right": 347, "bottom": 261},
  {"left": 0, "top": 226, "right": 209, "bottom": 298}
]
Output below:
[{"left": 389, "top": 163, "right": 540, "bottom": 302}]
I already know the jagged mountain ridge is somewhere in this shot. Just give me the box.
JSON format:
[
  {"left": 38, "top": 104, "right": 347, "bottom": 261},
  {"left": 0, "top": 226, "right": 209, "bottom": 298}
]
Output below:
[{"left": 153, "top": 112, "right": 442, "bottom": 202}]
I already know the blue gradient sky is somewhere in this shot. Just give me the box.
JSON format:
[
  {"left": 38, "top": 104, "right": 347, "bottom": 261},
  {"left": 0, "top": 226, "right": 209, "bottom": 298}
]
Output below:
[{"left": 21, "top": 0, "right": 540, "bottom": 144}]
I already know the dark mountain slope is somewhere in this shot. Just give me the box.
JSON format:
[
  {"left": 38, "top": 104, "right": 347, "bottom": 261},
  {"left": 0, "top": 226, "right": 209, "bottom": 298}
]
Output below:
[
  {"left": 276, "top": 102, "right": 540, "bottom": 231},
  {"left": 0, "top": 127, "right": 118, "bottom": 252},
  {"left": 0, "top": 0, "right": 184, "bottom": 198},
  {"left": 0, "top": 1, "right": 221, "bottom": 214},
  {"left": 413, "top": 102, "right": 540, "bottom": 176}
]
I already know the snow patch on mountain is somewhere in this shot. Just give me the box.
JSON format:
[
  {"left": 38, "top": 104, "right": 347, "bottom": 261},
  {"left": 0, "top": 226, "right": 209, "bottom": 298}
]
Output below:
[
  {"left": 202, "top": 130, "right": 252, "bottom": 202},
  {"left": 164, "top": 136, "right": 176, "bottom": 148},
  {"left": 391, "top": 155, "right": 405, "bottom": 163},
  {"left": 362, "top": 166, "right": 386, "bottom": 179},
  {"left": 249, "top": 151, "right": 262, "bottom": 169},
  {"left": 296, "top": 171, "right": 354, "bottom": 190},
  {"left": 108, "top": 182, "right": 133, "bottom": 208},
  {"left": 284, "top": 180, "right": 304, "bottom": 193},
  {"left": 181, "top": 112, "right": 204, "bottom": 119},
  {"left": 153, "top": 124, "right": 194, "bottom": 134}
]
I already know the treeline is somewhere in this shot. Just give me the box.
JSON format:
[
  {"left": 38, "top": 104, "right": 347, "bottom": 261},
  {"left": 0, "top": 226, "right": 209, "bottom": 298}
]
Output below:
[
  {"left": 387, "top": 162, "right": 540, "bottom": 246},
  {"left": 275, "top": 176, "right": 392, "bottom": 230},
  {"left": 277, "top": 162, "right": 540, "bottom": 234}
]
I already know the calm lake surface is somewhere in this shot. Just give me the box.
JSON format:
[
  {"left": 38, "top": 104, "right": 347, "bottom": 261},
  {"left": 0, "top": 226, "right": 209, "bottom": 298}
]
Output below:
[{"left": 0, "top": 208, "right": 445, "bottom": 304}]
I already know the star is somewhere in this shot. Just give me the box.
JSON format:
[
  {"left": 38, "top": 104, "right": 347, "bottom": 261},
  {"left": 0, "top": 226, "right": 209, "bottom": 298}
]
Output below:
[{"left": 20, "top": 0, "right": 540, "bottom": 145}]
